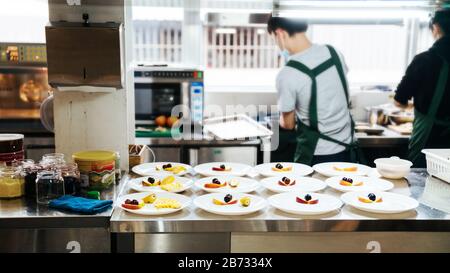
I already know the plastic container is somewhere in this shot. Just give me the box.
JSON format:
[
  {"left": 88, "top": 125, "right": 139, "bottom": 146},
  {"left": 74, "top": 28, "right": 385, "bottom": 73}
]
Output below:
[
  {"left": 72, "top": 150, "right": 116, "bottom": 191},
  {"left": 422, "top": 149, "right": 450, "bottom": 183},
  {"left": 0, "top": 134, "right": 24, "bottom": 153},
  {"left": 374, "top": 156, "right": 412, "bottom": 179},
  {"left": 0, "top": 165, "right": 25, "bottom": 199}
]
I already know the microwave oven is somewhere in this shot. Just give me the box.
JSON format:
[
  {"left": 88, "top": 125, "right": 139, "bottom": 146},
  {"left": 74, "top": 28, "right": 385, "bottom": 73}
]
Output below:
[{"left": 134, "top": 65, "right": 204, "bottom": 125}]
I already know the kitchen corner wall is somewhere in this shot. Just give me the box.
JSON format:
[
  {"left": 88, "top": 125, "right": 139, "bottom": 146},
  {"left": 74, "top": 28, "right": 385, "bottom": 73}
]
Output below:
[{"left": 48, "top": 0, "right": 135, "bottom": 169}]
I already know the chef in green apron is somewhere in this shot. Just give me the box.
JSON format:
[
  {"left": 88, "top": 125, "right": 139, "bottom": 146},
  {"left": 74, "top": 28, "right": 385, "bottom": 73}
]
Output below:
[
  {"left": 267, "top": 15, "right": 359, "bottom": 166},
  {"left": 394, "top": 9, "right": 450, "bottom": 168}
]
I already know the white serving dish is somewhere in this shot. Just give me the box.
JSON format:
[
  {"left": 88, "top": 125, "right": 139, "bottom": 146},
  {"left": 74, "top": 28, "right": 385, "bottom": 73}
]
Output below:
[
  {"left": 374, "top": 156, "right": 412, "bottom": 179},
  {"left": 194, "top": 192, "right": 267, "bottom": 216},
  {"left": 128, "top": 175, "right": 193, "bottom": 193},
  {"left": 341, "top": 191, "right": 419, "bottom": 214},
  {"left": 268, "top": 192, "right": 342, "bottom": 215},
  {"left": 254, "top": 162, "right": 314, "bottom": 177},
  {"left": 195, "top": 176, "right": 260, "bottom": 193},
  {"left": 117, "top": 192, "right": 191, "bottom": 216},
  {"left": 260, "top": 176, "right": 326, "bottom": 193}
]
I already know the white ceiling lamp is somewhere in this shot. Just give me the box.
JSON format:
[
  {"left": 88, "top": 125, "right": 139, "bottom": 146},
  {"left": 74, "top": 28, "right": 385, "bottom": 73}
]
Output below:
[{"left": 274, "top": 0, "right": 433, "bottom": 22}]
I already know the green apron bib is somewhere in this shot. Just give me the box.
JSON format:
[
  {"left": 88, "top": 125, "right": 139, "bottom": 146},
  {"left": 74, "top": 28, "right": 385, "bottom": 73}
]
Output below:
[
  {"left": 286, "top": 45, "right": 363, "bottom": 166},
  {"left": 408, "top": 53, "right": 450, "bottom": 166}
]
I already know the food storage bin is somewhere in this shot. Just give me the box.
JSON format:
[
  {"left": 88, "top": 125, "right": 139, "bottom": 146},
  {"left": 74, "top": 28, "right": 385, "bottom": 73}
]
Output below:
[
  {"left": 422, "top": 149, "right": 450, "bottom": 183},
  {"left": 72, "top": 150, "right": 116, "bottom": 191}
]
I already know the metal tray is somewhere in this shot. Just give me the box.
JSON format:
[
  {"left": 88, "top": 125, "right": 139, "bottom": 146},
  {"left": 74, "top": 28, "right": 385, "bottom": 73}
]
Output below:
[{"left": 203, "top": 114, "right": 273, "bottom": 140}]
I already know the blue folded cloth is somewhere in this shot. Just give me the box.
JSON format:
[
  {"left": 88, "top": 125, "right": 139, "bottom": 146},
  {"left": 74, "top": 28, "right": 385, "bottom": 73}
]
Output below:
[{"left": 49, "top": 195, "right": 113, "bottom": 215}]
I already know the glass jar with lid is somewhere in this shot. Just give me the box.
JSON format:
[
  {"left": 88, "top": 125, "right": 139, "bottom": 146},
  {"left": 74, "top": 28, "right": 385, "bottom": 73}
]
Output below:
[
  {"left": 0, "top": 165, "right": 25, "bottom": 199},
  {"left": 18, "top": 159, "right": 43, "bottom": 199},
  {"left": 36, "top": 169, "right": 65, "bottom": 205},
  {"left": 58, "top": 162, "right": 81, "bottom": 196}
]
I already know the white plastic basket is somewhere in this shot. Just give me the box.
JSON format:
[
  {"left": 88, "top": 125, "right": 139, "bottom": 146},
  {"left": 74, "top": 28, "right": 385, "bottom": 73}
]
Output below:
[{"left": 422, "top": 149, "right": 450, "bottom": 183}]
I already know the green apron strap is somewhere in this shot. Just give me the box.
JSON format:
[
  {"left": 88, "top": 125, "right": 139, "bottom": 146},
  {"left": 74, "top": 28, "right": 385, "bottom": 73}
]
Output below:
[
  {"left": 427, "top": 56, "right": 449, "bottom": 118},
  {"left": 326, "top": 45, "right": 349, "bottom": 105},
  {"left": 409, "top": 54, "right": 449, "bottom": 165},
  {"left": 286, "top": 60, "right": 319, "bottom": 131},
  {"left": 286, "top": 46, "right": 361, "bottom": 164}
]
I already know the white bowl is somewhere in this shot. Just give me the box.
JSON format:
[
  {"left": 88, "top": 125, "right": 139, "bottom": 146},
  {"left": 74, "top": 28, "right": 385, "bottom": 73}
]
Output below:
[{"left": 374, "top": 156, "right": 412, "bottom": 179}]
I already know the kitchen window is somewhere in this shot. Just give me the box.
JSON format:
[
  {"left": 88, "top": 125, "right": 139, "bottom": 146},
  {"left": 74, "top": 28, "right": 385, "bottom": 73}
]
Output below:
[{"left": 131, "top": 0, "right": 435, "bottom": 92}]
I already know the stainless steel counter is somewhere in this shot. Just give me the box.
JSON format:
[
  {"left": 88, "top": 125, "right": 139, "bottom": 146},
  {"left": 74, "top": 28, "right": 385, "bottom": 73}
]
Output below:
[
  {"left": 111, "top": 169, "right": 450, "bottom": 234},
  {"left": 0, "top": 178, "right": 124, "bottom": 229},
  {"left": 356, "top": 126, "right": 410, "bottom": 148},
  {"left": 0, "top": 175, "right": 126, "bottom": 253}
]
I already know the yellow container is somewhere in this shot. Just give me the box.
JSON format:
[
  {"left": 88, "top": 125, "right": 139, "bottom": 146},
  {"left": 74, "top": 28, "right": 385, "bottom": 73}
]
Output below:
[{"left": 72, "top": 150, "right": 116, "bottom": 191}]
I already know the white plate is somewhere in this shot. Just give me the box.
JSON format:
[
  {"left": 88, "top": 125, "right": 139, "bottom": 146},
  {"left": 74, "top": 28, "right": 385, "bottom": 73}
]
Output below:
[
  {"left": 117, "top": 192, "right": 191, "bottom": 215},
  {"left": 341, "top": 191, "right": 419, "bottom": 214},
  {"left": 325, "top": 175, "right": 394, "bottom": 192},
  {"left": 269, "top": 192, "right": 343, "bottom": 215},
  {"left": 195, "top": 176, "right": 260, "bottom": 193},
  {"left": 313, "top": 162, "right": 372, "bottom": 177},
  {"left": 193, "top": 162, "right": 252, "bottom": 177},
  {"left": 132, "top": 162, "right": 192, "bottom": 176},
  {"left": 254, "top": 162, "right": 314, "bottom": 177},
  {"left": 128, "top": 175, "right": 193, "bottom": 193},
  {"left": 260, "top": 176, "right": 326, "bottom": 193},
  {"left": 194, "top": 193, "right": 267, "bottom": 216}
]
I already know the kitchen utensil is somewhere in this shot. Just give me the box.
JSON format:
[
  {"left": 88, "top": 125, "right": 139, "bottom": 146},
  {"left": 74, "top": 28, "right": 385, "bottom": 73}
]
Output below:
[{"left": 203, "top": 114, "right": 273, "bottom": 140}]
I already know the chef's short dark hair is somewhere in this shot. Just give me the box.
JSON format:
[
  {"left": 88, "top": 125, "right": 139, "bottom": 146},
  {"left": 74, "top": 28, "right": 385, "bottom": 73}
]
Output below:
[
  {"left": 430, "top": 9, "right": 450, "bottom": 35},
  {"left": 267, "top": 14, "right": 308, "bottom": 36}
]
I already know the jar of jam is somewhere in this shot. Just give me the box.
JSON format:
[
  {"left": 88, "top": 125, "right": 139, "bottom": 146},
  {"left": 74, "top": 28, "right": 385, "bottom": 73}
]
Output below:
[
  {"left": 36, "top": 170, "right": 65, "bottom": 205},
  {"left": 0, "top": 165, "right": 25, "bottom": 199},
  {"left": 20, "top": 160, "right": 42, "bottom": 199},
  {"left": 59, "top": 162, "right": 81, "bottom": 196}
]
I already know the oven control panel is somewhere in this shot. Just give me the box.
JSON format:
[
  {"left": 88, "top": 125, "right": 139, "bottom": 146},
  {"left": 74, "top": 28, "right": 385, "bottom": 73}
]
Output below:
[
  {"left": 190, "top": 82, "right": 204, "bottom": 123},
  {"left": 0, "top": 43, "right": 47, "bottom": 65}
]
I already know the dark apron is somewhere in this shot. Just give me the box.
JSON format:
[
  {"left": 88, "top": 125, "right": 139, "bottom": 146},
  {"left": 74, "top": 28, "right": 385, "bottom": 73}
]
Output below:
[
  {"left": 286, "top": 45, "right": 363, "bottom": 166},
  {"left": 408, "top": 53, "right": 450, "bottom": 167}
]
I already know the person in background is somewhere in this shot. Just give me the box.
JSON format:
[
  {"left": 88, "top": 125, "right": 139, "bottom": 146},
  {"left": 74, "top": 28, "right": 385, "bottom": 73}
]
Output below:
[
  {"left": 267, "top": 15, "right": 360, "bottom": 165},
  {"left": 394, "top": 9, "right": 450, "bottom": 167}
]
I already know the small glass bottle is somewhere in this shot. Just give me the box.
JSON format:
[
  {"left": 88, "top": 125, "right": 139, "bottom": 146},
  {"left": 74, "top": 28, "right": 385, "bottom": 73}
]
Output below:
[
  {"left": 36, "top": 170, "right": 65, "bottom": 205},
  {"left": 59, "top": 162, "right": 81, "bottom": 196},
  {"left": 0, "top": 165, "right": 25, "bottom": 199}
]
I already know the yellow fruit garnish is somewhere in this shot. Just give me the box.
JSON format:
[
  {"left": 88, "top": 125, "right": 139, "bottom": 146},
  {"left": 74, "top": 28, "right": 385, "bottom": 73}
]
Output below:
[
  {"left": 160, "top": 182, "right": 183, "bottom": 192},
  {"left": 161, "top": 175, "right": 175, "bottom": 185},
  {"left": 240, "top": 197, "right": 251, "bottom": 207},
  {"left": 143, "top": 193, "right": 157, "bottom": 204},
  {"left": 153, "top": 198, "right": 181, "bottom": 209},
  {"left": 171, "top": 166, "right": 186, "bottom": 174}
]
